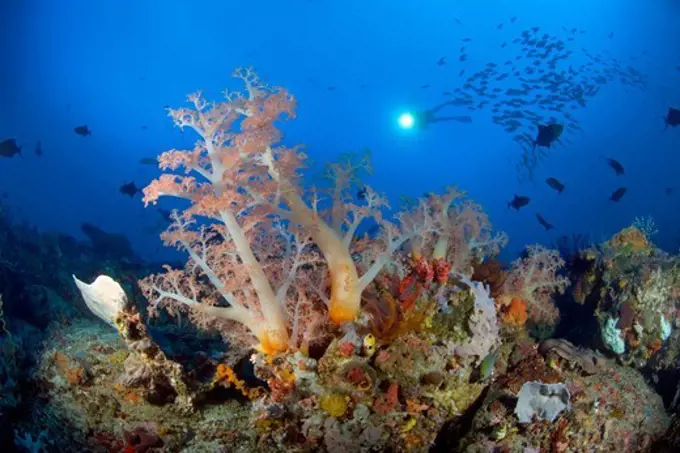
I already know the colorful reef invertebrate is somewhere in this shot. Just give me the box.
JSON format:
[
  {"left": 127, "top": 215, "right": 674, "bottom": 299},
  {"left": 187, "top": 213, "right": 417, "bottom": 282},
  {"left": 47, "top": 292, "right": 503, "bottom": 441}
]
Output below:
[
  {"left": 503, "top": 244, "right": 569, "bottom": 327},
  {"left": 139, "top": 68, "right": 434, "bottom": 354}
]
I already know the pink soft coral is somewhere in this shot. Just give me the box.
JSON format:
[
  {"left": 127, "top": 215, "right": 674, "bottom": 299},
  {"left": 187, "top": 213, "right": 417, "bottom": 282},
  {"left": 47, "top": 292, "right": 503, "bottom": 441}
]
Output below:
[
  {"left": 503, "top": 245, "right": 569, "bottom": 326},
  {"left": 139, "top": 69, "right": 428, "bottom": 354},
  {"left": 401, "top": 187, "right": 508, "bottom": 276}
]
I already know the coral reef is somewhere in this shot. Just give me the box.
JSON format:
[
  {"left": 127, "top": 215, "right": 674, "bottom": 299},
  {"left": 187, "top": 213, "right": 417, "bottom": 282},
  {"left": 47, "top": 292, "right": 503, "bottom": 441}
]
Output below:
[
  {"left": 457, "top": 342, "right": 669, "bottom": 452},
  {"left": 573, "top": 226, "right": 679, "bottom": 369},
  {"left": 1, "top": 73, "right": 680, "bottom": 452}
]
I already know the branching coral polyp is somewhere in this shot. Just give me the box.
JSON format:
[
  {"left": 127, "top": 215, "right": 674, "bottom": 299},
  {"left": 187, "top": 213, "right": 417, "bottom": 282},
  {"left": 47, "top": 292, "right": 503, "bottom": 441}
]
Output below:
[{"left": 139, "top": 68, "right": 412, "bottom": 354}]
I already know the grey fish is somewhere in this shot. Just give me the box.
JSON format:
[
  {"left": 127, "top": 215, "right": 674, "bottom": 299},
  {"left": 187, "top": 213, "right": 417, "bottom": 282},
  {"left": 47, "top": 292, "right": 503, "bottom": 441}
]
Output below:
[
  {"left": 0, "top": 138, "right": 21, "bottom": 158},
  {"left": 605, "top": 158, "right": 624, "bottom": 175},
  {"left": 610, "top": 187, "right": 627, "bottom": 202},
  {"left": 536, "top": 213, "right": 554, "bottom": 230},
  {"left": 74, "top": 125, "right": 91, "bottom": 136},
  {"left": 120, "top": 181, "right": 142, "bottom": 198},
  {"left": 545, "top": 177, "right": 565, "bottom": 193},
  {"left": 534, "top": 123, "right": 564, "bottom": 149},
  {"left": 665, "top": 107, "right": 680, "bottom": 128},
  {"left": 509, "top": 195, "right": 530, "bottom": 210}
]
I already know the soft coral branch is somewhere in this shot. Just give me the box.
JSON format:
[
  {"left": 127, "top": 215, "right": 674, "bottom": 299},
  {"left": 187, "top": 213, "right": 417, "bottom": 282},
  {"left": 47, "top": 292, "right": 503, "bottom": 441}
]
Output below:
[
  {"left": 503, "top": 244, "right": 569, "bottom": 325},
  {"left": 141, "top": 69, "right": 296, "bottom": 354}
]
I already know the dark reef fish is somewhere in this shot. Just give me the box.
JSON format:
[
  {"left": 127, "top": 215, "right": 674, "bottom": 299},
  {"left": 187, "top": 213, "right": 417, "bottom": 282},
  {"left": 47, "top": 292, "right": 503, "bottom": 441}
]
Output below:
[
  {"left": 74, "top": 125, "right": 92, "bottom": 136},
  {"left": 536, "top": 213, "right": 554, "bottom": 231},
  {"left": 610, "top": 187, "right": 627, "bottom": 202},
  {"left": 0, "top": 138, "right": 21, "bottom": 158},
  {"left": 665, "top": 107, "right": 680, "bottom": 128},
  {"left": 508, "top": 195, "right": 530, "bottom": 210},
  {"left": 357, "top": 187, "right": 368, "bottom": 200},
  {"left": 533, "top": 123, "right": 563, "bottom": 149},
  {"left": 605, "top": 158, "right": 624, "bottom": 175},
  {"left": 119, "top": 181, "right": 142, "bottom": 198},
  {"left": 35, "top": 140, "right": 43, "bottom": 157},
  {"left": 139, "top": 157, "right": 157, "bottom": 165},
  {"left": 545, "top": 177, "right": 565, "bottom": 193},
  {"left": 437, "top": 57, "right": 446, "bottom": 66}
]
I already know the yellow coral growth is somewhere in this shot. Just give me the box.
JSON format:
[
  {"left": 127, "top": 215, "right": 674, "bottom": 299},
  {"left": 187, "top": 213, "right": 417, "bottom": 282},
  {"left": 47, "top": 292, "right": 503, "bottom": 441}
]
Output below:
[
  {"left": 609, "top": 227, "right": 650, "bottom": 251},
  {"left": 213, "top": 364, "right": 263, "bottom": 399},
  {"left": 319, "top": 392, "right": 350, "bottom": 418}
]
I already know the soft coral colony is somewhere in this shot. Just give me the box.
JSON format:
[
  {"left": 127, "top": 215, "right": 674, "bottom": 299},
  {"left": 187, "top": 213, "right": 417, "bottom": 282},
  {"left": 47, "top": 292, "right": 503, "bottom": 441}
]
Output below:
[
  {"left": 76, "top": 68, "right": 575, "bottom": 451},
  {"left": 139, "top": 67, "right": 507, "bottom": 355}
]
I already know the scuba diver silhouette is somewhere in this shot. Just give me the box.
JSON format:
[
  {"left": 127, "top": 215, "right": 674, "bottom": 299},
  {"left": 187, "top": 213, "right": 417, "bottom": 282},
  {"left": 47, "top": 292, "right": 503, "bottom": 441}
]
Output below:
[{"left": 413, "top": 100, "right": 473, "bottom": 129}]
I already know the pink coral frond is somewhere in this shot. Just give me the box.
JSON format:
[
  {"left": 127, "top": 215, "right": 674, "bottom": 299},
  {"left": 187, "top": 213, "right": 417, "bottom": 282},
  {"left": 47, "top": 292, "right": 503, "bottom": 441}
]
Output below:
[
  {"left": 504, "top": 244, "right": 569, "bottom": 325},
  {"left": 142, "top": 174, "right": 197, "bottom": 206}
]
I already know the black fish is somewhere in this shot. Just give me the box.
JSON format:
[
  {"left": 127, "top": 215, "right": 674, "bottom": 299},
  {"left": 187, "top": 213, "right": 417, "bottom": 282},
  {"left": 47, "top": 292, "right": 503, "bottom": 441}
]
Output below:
[
  {"left": 665, "top": 187, "right": 673, "bottom": 195},
  {"left": 508, "top": 195, "right": 530, "bottom": 210},
  {"left": 605, "top": 158, "right": 624, "bottom": 175},
  {"left": 533, "top": 123, "right": 563, "bottom": 149},
  {"left": 536, "top": 214, "right": 554, "bottom": 231},
  {"left": 357, "top": 187, "right": 368, "bottom": 200},
  {"left": 610, "top": 187, "right": 627, "bottom": 202},
  {"left": 608, "top": 32, "right": 614, "bottom": 38},
  {"left": 510, "top": 16, "right": 517, "bottom": 23},
  {"left": 120, "top": 181, "right": 142, "bottom": 198},
  {"left": 139, "top": 157, "right": 157, "bottom": 165},
  {"left": 74, "top": 125, "right": 91, "bottom": 136},
  {"left": 0, "top": 138, "right": 21, "bottom": 158},
  {"left": 35, "top": 141, "right": 43, "bottom": 157},
  {"left": 545, "top": 177, "right": 565, "bottom": 193},
  {"left": 665, "top": 107, "right": 680, "bottom": 128},
  {"left": 437, "top": 57, "right": 446, "bottom": 66},
  {"left": 421, "top": 84, "right": 430, "bottom": 89}
]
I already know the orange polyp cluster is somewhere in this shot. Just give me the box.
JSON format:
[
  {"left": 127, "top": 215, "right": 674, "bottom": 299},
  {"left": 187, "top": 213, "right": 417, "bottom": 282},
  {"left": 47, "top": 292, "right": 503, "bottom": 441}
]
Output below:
[
  {"left": 504, "top": 297, "right": 528, "bottom": 326},
  {"left": 213, "top": 364, "right": 263, "bottom": 399}
]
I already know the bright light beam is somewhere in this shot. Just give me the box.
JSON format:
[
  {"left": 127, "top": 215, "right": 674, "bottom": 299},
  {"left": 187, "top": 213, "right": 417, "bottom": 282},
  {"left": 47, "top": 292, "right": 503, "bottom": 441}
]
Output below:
[{"left": 397, "top": 112, "right": 415, "bottom": 129}]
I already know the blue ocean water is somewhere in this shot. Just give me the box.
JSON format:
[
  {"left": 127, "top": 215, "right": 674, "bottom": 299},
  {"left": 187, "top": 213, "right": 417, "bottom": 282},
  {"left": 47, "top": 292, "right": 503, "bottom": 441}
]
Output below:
[{"left": 1, "top": 0, "right": 679, "bottom": 262}]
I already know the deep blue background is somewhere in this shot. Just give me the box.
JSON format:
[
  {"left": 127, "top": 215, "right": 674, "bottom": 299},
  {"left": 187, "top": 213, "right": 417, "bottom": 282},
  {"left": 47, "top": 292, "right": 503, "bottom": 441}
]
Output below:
[{"left": 1, "top": 0, "right": 679, "bottom": 262}]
